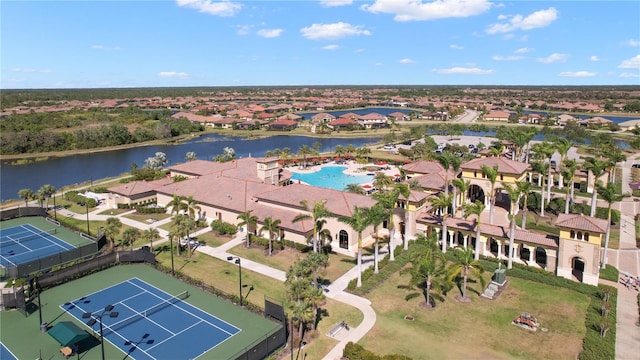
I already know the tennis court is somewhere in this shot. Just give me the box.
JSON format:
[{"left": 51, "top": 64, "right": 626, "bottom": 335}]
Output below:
[
  {"left": 61, "top": 277, "right": 241, "bottom": 360},
  {"left": 0, "top": 342, "right": 18, "bottom": 360},
  {"left": 0, "top": 224, "right": 74, "bottom": 268}
]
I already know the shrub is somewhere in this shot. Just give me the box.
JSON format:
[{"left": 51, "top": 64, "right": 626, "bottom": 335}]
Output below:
[
  {"left": 343, "top": 342, "right": 412, "bottom": 360},
  {"left": 210, "top": 219, "right": 237, "bottom": 235}
]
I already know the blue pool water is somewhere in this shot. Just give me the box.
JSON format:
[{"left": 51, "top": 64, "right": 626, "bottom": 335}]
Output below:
[{"left": 290, "top": 166, "right": 374, "bottom": 191}]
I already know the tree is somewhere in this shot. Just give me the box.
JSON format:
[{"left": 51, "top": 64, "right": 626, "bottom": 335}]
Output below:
[
  {"left": 338, "top": 206, "right": 373, "bottom": 288},
  {"left": 452, "top": 179, "right": 470, "bottom": 217},
  {"left": 297, "top": 144, "right": 314, "bottom": 168},
  {"left": 373, "top": 184, "right": 409, "bottom": 261},
  {"left": 18, "top": 188, "right": 35, "bottom": 208},
  {"left": 584, "top": 157, "right": 607, "bottom": 217},
  {"left": 184, "top": 195, "right": 201, "bottom": 220},
  {"left": 535, "top": 141, "right": 555, "bottom": 203},
  {"left": 372, "top": 172, "right": 393, "bottom": 191},
  {"left": 516, "top": 182, "right": 531, "bottom": 229},
  {"left": 463, "top": 200, "right": 485, "bottom": 260},
  {"left": 436, "top": 153, "right": 455, "bottom": 196},
  {"left": 562, "top": 159, "right": 578, "bottom": 214},
  {"left": 554, "top": 138, "right": 573, "bottom": 190},
  {"left": 597, "top": 182, "right": 623, "bottom": 270},
  {"left": 122, "top": 228, "right": 141, "bottom": 253},
  {"left": 38, "top": 184, "right": 56, "bottom": 211},
  {"left": 103, "top": 217, "right": 122, "bottom": 251},
  {"left": 366, "top": 204, "right": 387, "bottom": 274},
  {"left": 333, "top": 145, "right": 346, "bottom": 158},
  {"left": 345, "top": 183, "right": 365, "bottom": 194},
  {"left": 503, "top": 183, "right": 521, "bottom": 269},
  {"left": 167, "top": 194, "right": 187, "bottom": 215},
  {"left": 480, "top": 165, "right": 499, "bottom": 224},
  {"left": 142, "top": 227, "right": 160, "bottom": 249},
  {"left": 185, "top": 151, "right": 197, "bottom": 161},
  {"left": 447, "top": 247, "right": 486, "bottom": 301},
  {"left": 402, "top": 233, "right": 447, "bottom": 307},
  {"left": 237, "top": 210, "right": 258, "bottom": 248},
  {"left": 293, "top": 200, "right": 333, "bottom": 253},
  {"left": 260, "top": 216, "right": 281, "bottom": 256},
  {"left": 429, "top": 192, "right": 453, "bottom": 253}
]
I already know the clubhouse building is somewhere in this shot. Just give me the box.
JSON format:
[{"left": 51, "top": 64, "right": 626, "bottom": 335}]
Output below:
[{"left": 106, "top": 155, "right": 607, "bottom": 286}]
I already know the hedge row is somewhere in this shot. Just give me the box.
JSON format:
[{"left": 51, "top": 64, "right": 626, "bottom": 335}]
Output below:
[
  {"left": 210, "top": 219, "right": 238, "bottom": 235},
  {"left": 343, "top": 342, "right": 413, "bottom": 360},
  {"left": 136, "top": 206, "right": 166, "bottom": 214}
]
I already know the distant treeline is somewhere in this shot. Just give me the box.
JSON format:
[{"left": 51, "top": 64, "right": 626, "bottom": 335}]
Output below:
[{"left": 0, "top": 109, "right": 203, "bottom": 155}]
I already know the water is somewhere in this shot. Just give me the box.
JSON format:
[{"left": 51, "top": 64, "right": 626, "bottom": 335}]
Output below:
[
  {"left": 290, "top": 166, "right": 374, "bottom": 191},
  {"left": 0, "top": 134, "right": 381, "bottom": 202}
]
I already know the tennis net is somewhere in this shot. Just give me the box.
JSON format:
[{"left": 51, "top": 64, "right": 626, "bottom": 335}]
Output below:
[
  {"left": 102, "top": 290, "right": 190, "bottom": 335},
  {"left": 11, "top": 229, "right": 57, "bottom": 243}
]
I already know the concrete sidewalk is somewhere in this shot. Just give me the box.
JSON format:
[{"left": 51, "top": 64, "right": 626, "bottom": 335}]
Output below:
[{"left": 599, "top": 279, "right": 640, "bottom": 360}]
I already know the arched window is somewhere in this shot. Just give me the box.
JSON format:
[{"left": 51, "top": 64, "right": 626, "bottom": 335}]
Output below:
[
  {"left": 339, "top": 230, "right": 349, "bottom": 249},
  {"left": 570, "top": 230, "right": 575, "bottom": 239},
  {"left": 577, "top": 231, "right": 583, "bottom": 240},
  {"left": 584, "top": 233, "right": 589, "bottom": 241}
]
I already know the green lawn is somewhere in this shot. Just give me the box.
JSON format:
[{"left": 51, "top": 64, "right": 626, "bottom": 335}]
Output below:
[{"left": 359, "top": 271, "right": 590, "bottom": 360}]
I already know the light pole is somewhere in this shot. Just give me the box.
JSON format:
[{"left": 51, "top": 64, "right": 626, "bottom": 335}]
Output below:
[
  {"left": 227, "top": 256, "right": 242, "bottom": 306},
  {"left": 85, "top": 201, "right": 90, "bottom": 235},
  {"left": 83, "top": 305, "right": 119, "bottom": 360}
]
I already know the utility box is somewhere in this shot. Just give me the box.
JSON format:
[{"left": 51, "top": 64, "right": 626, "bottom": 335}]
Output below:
[
  {"left": 40, "top": 322, "right": 48, "bottom": 333},
  {"left": 493, "top": 269, "right": 506, "bottom": 285}
]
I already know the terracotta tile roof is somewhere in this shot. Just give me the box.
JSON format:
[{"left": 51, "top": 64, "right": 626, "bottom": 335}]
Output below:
[
  {"left": 461, "top": 157, "right": 530, "bottom": 175},
  {"left": 417, "top": 213, "right": 558, "bottom": 248},
  {"left": 329, "top": 117, "right": 359, "bottom": 126},
  {"left": 255, "top": 183, "right": 377, "bottom": 217},
  {"left": 108, "top": 177, "right": 171, "bottom": 196},
  {"left": 555, "top": 213, "right": 608, "bottom": 233},
  {"left": 402, "top": 160, "right": 445, "bottom": 174},
  {"left": 399, "top": 189, "right": 431, "bottom": 202},
  {"left": 406, "top": 171, "right": 447, "bottom": 191}
]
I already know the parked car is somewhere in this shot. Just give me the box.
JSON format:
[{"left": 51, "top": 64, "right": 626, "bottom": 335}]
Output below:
[{"left": 632, "top": 163, "right": 640, "bottom": 169}]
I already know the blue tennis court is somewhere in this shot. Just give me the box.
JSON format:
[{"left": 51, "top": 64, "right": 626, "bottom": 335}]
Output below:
[
  {"left": 0, "top": 224, "right": 73, "bottom": 268},
  {"left": 0, "top": 342, "right": 18, "bottom": 360},
  {"left": 61, "top": 278, "right": 241, "bottom": 360}
]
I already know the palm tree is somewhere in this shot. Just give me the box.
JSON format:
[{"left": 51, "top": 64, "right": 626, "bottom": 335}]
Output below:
[
  {"left": 480, "top": 165, "right": 499, "bottom": 224},
  {"left": 293, "top": 200, "right": 333, "bottom": 253},
  {"left": 452, "top": 179, "right": 470, "bottom": 217},
  {"left": 447, "top": 247, "right": 486, "bottom": 301},
  {"left": 449, "top": 157, "right": 462, "bottom": 214},
  {"left": 372, "top": 173, "right": 393, "bottom": 191},
  {"left": 597, "top": 182, "right": 623, "bottom": 270},
  {"left": 337, "top": 206, "right": 373, "bottom": 288},
  {"left": 436, "top": 153, "right": 454, "bottom": 196},
  {"left": 463, "top": 201, "right": 485, "bottom": 260},
  {"left": 373, "top": 184, "right": 409, "bottom": 261},
  {"left": 237, "top": 210, "right": 258, "bottom": 248},
  {"left": 260, "top": 216, "right": 281, "bottom": 256},
  {"left": 142, "top": 227, "right": 160, "bottom": 249},
  {"left": 297, "top": 144, "right": 314, "bottom": 168},
  {"left": 122, "top": 228, "right": 141, "bottom": 253},
  {"left": 345, "top": 183, "right": 365, "bottom": 194},
  {"left": 538, "top": 141, "right": 556, "bottom": 203},
  {"left": 333, "top": 145, "right": 346, "bottom": 159},
  {"left": 184, "top": 195, "right": 201, "bottom": 220},
  {"left": 503, "top": 183, "right": 521, "bottom": 269},
  {"left": 167, "top": 194, "right": 187, "bottom": 215},
  {"left": 356, "top": 146, "right": 372, "bottom": 162},
  {"left": 555, "top": 138, "right": 573, "bottom": 190},
  {"left": 562, "top": 159, "right": 578, "bottom": 214},
  {"left": 429, "top": 192, "right": 453, "bottom": 254},
  {"left": 18, "top": 188, "right": 35, "bottom": 208},
  {"left": 39, "top": 184, "right": 56, "bottom": 211},
  {"left": 402, "top": 233, "right": 447, "bottom": 307},
  {"left": 516, "top": 182, "right": 531, "bottom": 230},
  {"left": 103, "top": 217, "right": 122, "bottom": 251},
  {"left": 367, "top": 204, "right": 387, "bottom": 274},
  {"left": 584, "top": 157, "right": 607, "bottom": 217}
]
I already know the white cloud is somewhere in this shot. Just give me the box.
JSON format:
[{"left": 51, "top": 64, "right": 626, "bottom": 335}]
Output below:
[
  {"left": 515, "top": 47, "right": 532, "bottom": 53},
  {"left": 622, "top": 39, "right": 640, "bottom": 47},
  {"left": 236, "top": 25, "right": 252, "bottom": 35},
  {"left": 300, "top": 22, "right": 371, "bottom": 40},
  {"left": 320, "top": 0, "right": 353, "bottom": 7},
  {"left": 11, "top": 68, "right": 51, "bottom": 73},
  {"left": 157, "top": 71, "right": 190, "bottom": 79},
  {"left": 450, "top": 44, "right": 464, "bottom": 50},
  {"left": 589, "top": 55, "right": 600, "bottom": 62},
  {"left": 620, "top": 72, "right": 640, "bottom": 78},
  {"left": 432, "top": 67, "right": 494, "bottom": 75},
  {"left": 537, "top": 53, "right": 568, "bottom": 64},
  {"left": 91, "top": 45, "right": 121, "bottom": 51},
  {"left": 361, "top": 0, "right": 492, "bottom": 22},
  {"left": 559, "top": 71, "right": 596, "bottom": 77},
  {"left": 354, "top": 48, "right": 365, "bottom": 53},
  {"left": 618, "top": 55, "right": 640, "bottom": 69},
  {"left": 322, "top": 44, "right": 340, "bottom": 50},
  {"left": 492, "top": 55, "right": 524, "bottom": 61},
  {"left": 257, "top": 29, "right": 283, "bottom": 38},
  {"left": 175, "top": 0, "right": 242, "bottom": 17},
  {"left": 486, "top": 7, "right": 558, "bottom": 34},
  {"left": 399, "top": 58, "right": 415, "bottom": 63}
]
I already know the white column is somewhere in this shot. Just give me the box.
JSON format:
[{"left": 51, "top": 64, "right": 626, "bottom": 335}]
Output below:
[
  {"left": 528, "top": 246, "right": 535, "bottom": 263},
  {"left": 512, "top": 243, "right": 519, "bottom": 260},
  {"left": 448, "top": 230, "right": 455, "bottom": 247},
  {"left": 496, "top": 240, "right": 502, "bottom": 259},
  {"left": 463, "top": 234, "right": 469, "bottom": 249}
]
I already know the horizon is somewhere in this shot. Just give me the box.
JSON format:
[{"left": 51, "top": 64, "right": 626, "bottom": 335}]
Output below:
[{"left": 2, "top": 1, "right": 639, "bottom": 89}]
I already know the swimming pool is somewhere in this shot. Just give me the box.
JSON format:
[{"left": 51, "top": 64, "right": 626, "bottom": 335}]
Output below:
[{"left": 290, "top": 166, "right": 373, "bottom": 191}]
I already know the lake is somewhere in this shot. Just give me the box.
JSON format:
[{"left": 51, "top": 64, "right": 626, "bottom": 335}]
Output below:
[{"left": 0, "top": 134, "right": 381, "bottom": 202}]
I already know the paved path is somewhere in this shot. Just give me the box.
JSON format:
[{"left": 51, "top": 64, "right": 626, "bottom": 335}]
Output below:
[{"left": 599, "top": 279, "right": 640, "bottom": 360}]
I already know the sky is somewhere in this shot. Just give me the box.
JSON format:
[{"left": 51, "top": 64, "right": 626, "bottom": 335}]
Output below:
[{"left": 1, "top": 0, "right": 639, "bottom": 89}]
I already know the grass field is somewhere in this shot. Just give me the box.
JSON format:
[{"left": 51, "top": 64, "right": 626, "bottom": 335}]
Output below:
[{"left": 358, "top": 270, "right": 590, "bottom": 360}]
